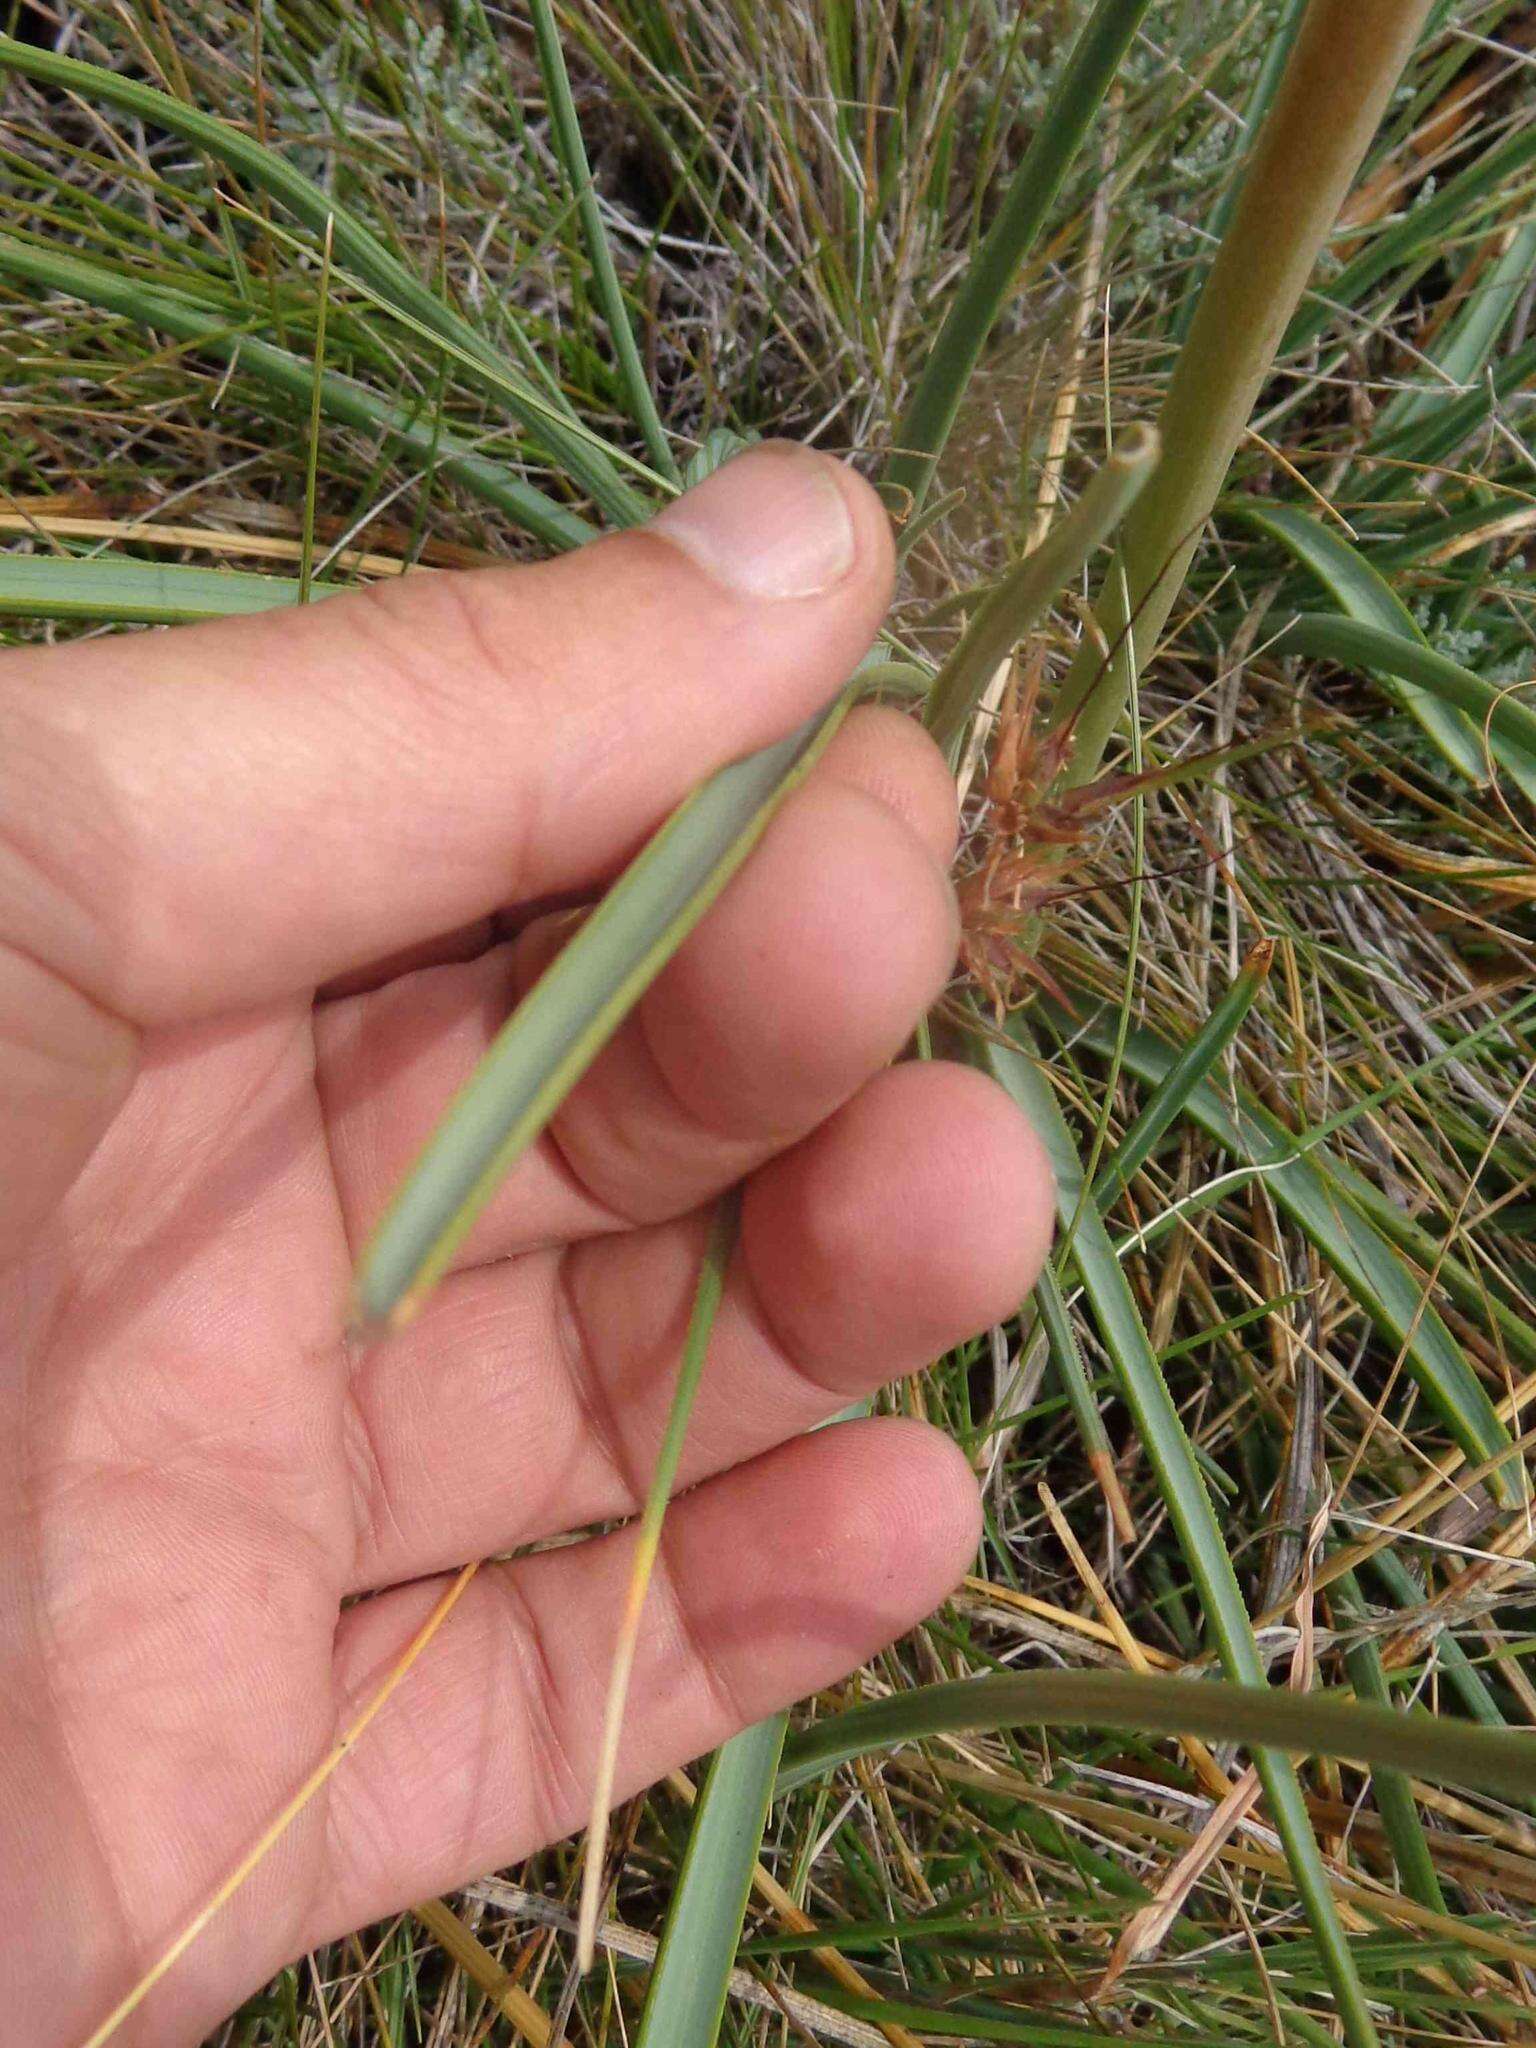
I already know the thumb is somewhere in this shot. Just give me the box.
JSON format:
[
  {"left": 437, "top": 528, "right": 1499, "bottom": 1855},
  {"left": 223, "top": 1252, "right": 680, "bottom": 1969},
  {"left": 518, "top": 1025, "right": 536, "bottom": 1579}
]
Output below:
[{"left": 0, "top": 443, "right": 893, "bottom": 1249}]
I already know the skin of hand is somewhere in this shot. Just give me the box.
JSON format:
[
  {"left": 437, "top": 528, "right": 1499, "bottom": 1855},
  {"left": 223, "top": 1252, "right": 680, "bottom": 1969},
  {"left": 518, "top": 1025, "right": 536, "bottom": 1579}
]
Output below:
[{"left": 0, "top": 442, "right": 1054, "bottom": 2045}]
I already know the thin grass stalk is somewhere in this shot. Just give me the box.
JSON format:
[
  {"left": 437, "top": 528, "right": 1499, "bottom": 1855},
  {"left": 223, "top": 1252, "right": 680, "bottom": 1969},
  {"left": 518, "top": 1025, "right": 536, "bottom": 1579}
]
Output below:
[
  {"left": 0, "top": 235, "right": 593, "bottom": 549},
  {"left": 297, "top": 215, "right": 333, "bottom": 605},
  {"left": 1332, "top": 1571, "right": 1474, "bottom": 1987},
  {"left": 923, "top": 426, "right": 1158, "bottom": 753},
  {"left": 884, "top": 0, "right": 1154, "bottom": 512},
  {"left": 1058, "top": 1000, "right": 1522, "bottom": 1492},
  {"left": 976, "top": 1025, "right": 1383, "bottom": 2048},
  {"left": 577, "top": 1195, "right": 737, "bottom": 1972},
  {"left": 1049, "top": 0, "right": 1435, "bottom": 786},
  {"left": 0, "top": 35, "right": 651, "bottom": 524},
  {"left": 527, "top": 0, "right": 677, "bottom": 481}
]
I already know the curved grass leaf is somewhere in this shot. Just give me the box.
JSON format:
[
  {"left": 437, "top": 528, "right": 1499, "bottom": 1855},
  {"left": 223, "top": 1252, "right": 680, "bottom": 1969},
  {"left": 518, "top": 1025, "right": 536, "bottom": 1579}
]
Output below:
[
  {"left": 975, "top": 1022, "right": 1381, "bottom": 2048},
  {"left": 1276, "top": 611, "right": 1536, "bottom": 802},
  {"left": 352, "top": 698, "right": 852, "bottom": 1330},
  {"left": 0, "top": 34, "right": 651, "bottom": 525},
  {"left": 633, "top": 1715, "right": 787, "bottom": 2048},
  {"left": 1055, "top": 1001, "right": 1521, "bottom": 1500},
  {"left": 1228, "top": 498, "right": 1486, "bottom": 782},
  {"left": 0, "top": 551, "right": 321, "bottom": 623},
  {"left": 885, "top": 0, "right": 1154, "bottom": 512},
  {"left": 0, "top": 234, "right": 593, "bottom": 550},
  {"left": 923, "top": 426, "right": 1158, "bottom": 754},
  {"left": 776, "top": 1666, "right": 1536, "bottom": 1804},
  {"left": 1282, "top": 120, "right": 1536, "bottom": 355}
]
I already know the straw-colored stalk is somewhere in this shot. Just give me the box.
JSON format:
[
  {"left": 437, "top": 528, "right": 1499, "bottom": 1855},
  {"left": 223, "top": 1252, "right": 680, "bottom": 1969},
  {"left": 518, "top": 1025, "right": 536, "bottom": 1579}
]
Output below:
[{"left": 1051, "top": 0, "right": 1435, "bottom": 785}]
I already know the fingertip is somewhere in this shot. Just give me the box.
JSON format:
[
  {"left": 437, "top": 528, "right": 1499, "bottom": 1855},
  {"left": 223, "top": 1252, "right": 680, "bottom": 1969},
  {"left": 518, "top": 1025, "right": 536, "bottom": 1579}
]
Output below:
[
  {"left": 830, "top": 1415, "right": 984, "bottom": 1600},
  {"left": 742, "top": 1059, "right": 1056, "bottom": 1377},
  {"left": 818, "top": 704, "right": 959, "bottom": 863}
]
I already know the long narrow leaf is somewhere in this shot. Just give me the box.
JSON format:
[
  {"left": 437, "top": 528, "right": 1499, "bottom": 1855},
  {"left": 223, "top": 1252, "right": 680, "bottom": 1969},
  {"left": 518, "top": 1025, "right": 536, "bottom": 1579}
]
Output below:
[
  {"left": 0, "top": 234, "right": 593, "bottom": 550},
  {"left": 635, "top": 1715, "right": 788, "bottom": 2048},
  {"left": 527, "top": 0, "right": 677, "bottom": 481},
  {"left": 1056, "top": 1001, "right": 1521, "bottom": 1499},
  {"left": 1228, "top": 499, "right": 1487, "bottom": 783},
  {"left": 577, "top": 1197, "right": 736, "bottom": 1970},
  {"left": 976, "top": 1024, "right": 1381, "bottom": 2048},
  {"left": 352, "top": 698, "right": 852, "bottom": 1329},
  {"left": 0, "top": 551, "right": 321, "bottom": 622},
  {"left": 885, "top": 0, "right": 1153, "bottom": 512},
  {"left": 0, "top": 35, "right": 651, "bottom": 524},
  {"left": 776, "top": 1667, "right": 1536, "bottom": 1805},
  {"left": 1276, "top": 612, "right": 1536, "bottom": 791},
  {"left": 1091, "top": 936, "right": 1272, "bottom": 1208}
]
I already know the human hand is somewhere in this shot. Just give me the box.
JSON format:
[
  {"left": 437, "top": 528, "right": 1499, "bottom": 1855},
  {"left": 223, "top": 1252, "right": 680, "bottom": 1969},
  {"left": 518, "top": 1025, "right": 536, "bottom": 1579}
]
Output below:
[{"left": 0, "top": 444, "right": 1053, "bottom": 2043}]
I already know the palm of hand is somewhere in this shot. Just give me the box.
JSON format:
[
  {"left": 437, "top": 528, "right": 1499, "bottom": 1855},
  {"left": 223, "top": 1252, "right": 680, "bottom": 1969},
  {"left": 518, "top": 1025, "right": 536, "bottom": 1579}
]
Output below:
[{"left": 0, "top": 452, "right": 1050, "bottom": 2044}]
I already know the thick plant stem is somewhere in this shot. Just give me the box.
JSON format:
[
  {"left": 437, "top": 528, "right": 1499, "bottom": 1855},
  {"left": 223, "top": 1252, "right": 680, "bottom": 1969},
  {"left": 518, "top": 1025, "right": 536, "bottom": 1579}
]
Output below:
[{"left": 1051, "top": 0, "right": 1434, "bottom": 785}]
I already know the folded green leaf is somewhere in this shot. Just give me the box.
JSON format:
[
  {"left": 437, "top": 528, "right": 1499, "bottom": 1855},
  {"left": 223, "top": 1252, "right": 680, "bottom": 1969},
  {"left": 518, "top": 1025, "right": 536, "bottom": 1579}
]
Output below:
[
  {"left": 353, "top": 698, "right": 853, "bottom": 1330},
  {"left": 0, "top": 552, "right": 323, "bottom": 623},
  {"left": 635, "top": 1714, "right": 787, "bottom": 2048},
  {"left": 1228, "top": 498, "right": 1488, "bottom": 783},
  {"left": 1276, "top": 611, "right": 1536, "bottom": 804}
]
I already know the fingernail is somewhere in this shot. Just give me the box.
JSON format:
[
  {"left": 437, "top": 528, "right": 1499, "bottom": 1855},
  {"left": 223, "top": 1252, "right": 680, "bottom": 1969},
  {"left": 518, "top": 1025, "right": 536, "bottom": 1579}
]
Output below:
[{"left": 650, "top": 442, "right": 857, "bottom": 599}]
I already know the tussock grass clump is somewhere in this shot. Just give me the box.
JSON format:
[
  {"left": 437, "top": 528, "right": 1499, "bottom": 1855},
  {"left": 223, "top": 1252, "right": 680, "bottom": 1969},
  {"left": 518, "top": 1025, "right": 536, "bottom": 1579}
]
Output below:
[{"left": 4, "top": 2, "right": 1536, "bottom": 2043}]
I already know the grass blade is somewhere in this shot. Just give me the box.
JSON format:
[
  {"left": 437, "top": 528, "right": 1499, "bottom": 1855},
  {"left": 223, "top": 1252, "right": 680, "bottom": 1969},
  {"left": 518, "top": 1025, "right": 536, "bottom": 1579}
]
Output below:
[
  {"left": 974, "top": 1024, "right": 1382, "bottom": 2048},
  {"left": 0, "top": 552, "right": 322, "bottom": 622},
  {"left": 0, "top": 234, "right": 593, "bottom": 549},
  {"left": 1034, "top": 1264, "right": 1136, "bottom": 1545},
  {"left": 885, "top": 0, "right": 1154, "bottom": 512},
  {"left": 1049, "top": 0, "right": 1434, "bottom": 786},
  {"left": 1091, "top": 936, "right": 1273, "bottom": 1210},
  {"left": 634, "top": 1714, "right": 788, "bottom": 2048},
  {"left": 1276, "top": 612, "right": 1536, "bottom": 793},
  {"left": 352, "top": 696, "right": 853, "bottom": 1331},
  {"left": 0, "top": 34, "right": 650, "bottom": 525},
  {"left": 775, "top": 1666, "right": 1536, "bottom": 1806},
  {"left": 1229, "top": 498, "right": 1487, "bottom": 783},
  {"left": 577, "top": 1197, "right": 736, "bottom": 1971},
  {"left": 1057, "top": 1000, "right": 1522, "bottom": 1499},
  {"left": 1374, "top": 215, "right": 1536, "bottom": 449},
  {"left": 527, "top": 0, "right": 677, "bottom": 481},
  {"left": 1332, "top": 1569, "right": 1470, "bottom": 1982},
  {"left": 923, "top": 426, "right": 1158, "bottom": 755}
]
